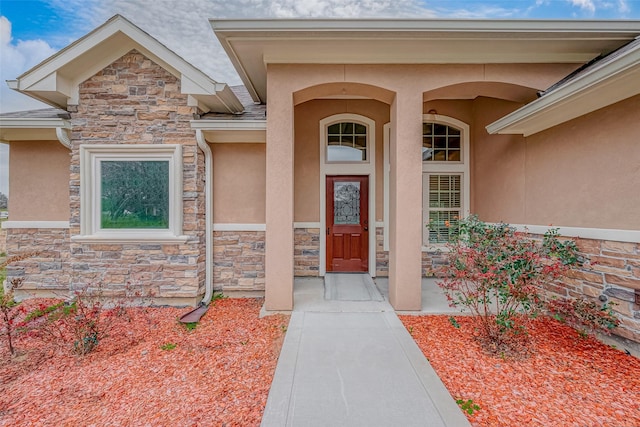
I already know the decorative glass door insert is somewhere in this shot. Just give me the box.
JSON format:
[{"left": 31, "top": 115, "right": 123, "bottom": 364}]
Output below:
[{"left": 333, "top": 181, "right": 361, "bottom": 225}]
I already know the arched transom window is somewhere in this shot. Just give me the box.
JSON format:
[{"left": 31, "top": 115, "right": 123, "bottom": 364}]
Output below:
[{"left": 326, "top": 122, "right": 368, "bottom": 162}]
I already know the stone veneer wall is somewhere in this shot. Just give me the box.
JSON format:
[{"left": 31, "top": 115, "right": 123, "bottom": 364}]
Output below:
[
  {"left": 547, "top": 238, "right": 640, "bottom": 345},
  {"left": 5, "top": 228, "right": 70, "bottom": 294},
  {"left": 0, "top": 225, "right": 6, "bottom": 254},
  {"left": 7, "top": 50, "right": 206, "bottom": 305},
  {"left": 294, "top": 228, "right": 320, "bottom": 276},
  {"left": 213, "top": 231, "right": 265, "bottom": 293},
  {"left": 375, "top": 227, "right": 447, "bottom": 277}
]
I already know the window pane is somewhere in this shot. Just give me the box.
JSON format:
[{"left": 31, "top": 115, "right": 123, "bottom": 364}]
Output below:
[
  {"left": 334, "top": 181, "right": 360, "bottom": 224},
  {"left": 429, "top": 175, "right": 461, "bottom": 208},
  {"left": 101, "top": 160, "right": 169, "bottom": 229},
  {"left": 448, "top": 150, "right": 461, "bottom": 161},
  {"left": 328, "top": 124, "right": 341, "bottom": 134},
  {"left": 327, "top": 122, "right": 367, "bottom": 162},
  {"left": 354, "top": 124, "right": 367, "bottom": 134},
  {"left": 422, "top": 122, "right": 463, "bottom": 162},
  {"left": 327, "top": 146, "right": 363, "bottom": 162},
  {"left": 341, "top": 122, "right": 353, "bottom": 134},
  {"left": 434, "top": 137, "right": 447, "bottom": 149},
  {"left": 428, "top": 211, "right": 460, "bottom": 244},
  {"left": 328, "top": 135, "right": 340, "bottom": 145},
  {"left": 433, "top": 150, "right": 446, "bottom": 161},
  {"left": 433, "top": 124, "right": 447, "bottom": 135},
  {"left": 448, "top": 137, "right": 461, "bottom": 149}
]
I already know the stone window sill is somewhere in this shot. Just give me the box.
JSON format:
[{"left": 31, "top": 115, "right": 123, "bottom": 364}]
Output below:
[{"left": 71, "top": 233, "right": 190, "bottom": 244}]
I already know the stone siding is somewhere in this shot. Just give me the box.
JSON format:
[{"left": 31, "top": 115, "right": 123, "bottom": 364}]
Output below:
[
  {"left": 375, "top": 227, "right": 447, "bottom": 277},
  {"left": 294, "top": 228, "right": 320, "bottom": 276},
  {"left": 0, "top": 225, "right": 6, "bottom": 254},
  {"left": 5, "top": 228, "right": 71, "bottom": 294},
  {"left": 549, "top": 238, "right": 640, "bottom": 345},
  {"left": 213, "top": 231, "right": 265, "bottom": 292}
]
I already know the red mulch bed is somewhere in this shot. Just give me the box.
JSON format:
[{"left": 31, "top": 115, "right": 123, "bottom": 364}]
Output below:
[
  {"left": 0, "top": 298, "right": 288, "bottom": 426},
  {"left": 399, "top": 315, "right": 640, "bottom": 427}
]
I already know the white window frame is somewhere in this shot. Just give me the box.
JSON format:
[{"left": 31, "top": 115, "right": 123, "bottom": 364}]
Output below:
[
  {"left": 74, "top": 144, "right": 187, "bottom": 243},
  {"left": 422, "top": 114, "right": 470, "bottom": 250},
  {"left": 324, "top": 117, "right": 371, "bottom": 164}
]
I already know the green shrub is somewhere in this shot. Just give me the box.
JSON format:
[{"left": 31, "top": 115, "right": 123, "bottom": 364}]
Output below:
[{"left": 438, "top": 215, "right": 579, "bottom": 355}]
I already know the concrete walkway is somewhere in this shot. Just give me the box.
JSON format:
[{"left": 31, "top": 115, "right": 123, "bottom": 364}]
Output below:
[{"left": 261, "top": 277, "right": 471, "bottom": 427}]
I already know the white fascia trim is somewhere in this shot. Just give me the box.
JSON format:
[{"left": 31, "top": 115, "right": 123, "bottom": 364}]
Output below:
[
  {"left": 2, "top": 221, "right": 69, "bottom": 229},
  {"left": 294, "top": 222, "right": 321, "bottom": 229},
  {"left": 486, "top": 41, "right": 640, "bottom": 136},
  {"left": 507, "top": 224, "right": 640, "bottom": 243},
  {"left": 71, "top": 234, "right": 189, "bottom": 244},
  {"left": 213, "top": 223, "right": 266, "bottom": 232},
  {"left": 210, "top": 19, "right": 640, "bottom": 35},
  {"left": 190, "top": 120, "right": 267, "bottom": 131},
  {"left": 0, "top": 118, "right": 70, "bottom": 129}
]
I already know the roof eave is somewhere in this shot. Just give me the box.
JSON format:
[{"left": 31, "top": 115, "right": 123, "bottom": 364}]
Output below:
[
  {"left": 487, "top": 40, "right": 640, "bottom": 136},
  {"left": 211, "top": 18, "right": 640, "bottom": 104}
]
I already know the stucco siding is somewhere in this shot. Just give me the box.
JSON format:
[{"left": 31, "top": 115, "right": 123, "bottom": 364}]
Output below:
[
  {"left": 8, "top": 141, "right": 70, "bottom": 221},
  {"left": 471, "top": 97, "right": 527, "bottom": 224},
  {"left": 211, "top": 143, "right": 266, "bottom": 224},
  {"left": 524, "top": 94, "right": 640, "bottom": 230}
]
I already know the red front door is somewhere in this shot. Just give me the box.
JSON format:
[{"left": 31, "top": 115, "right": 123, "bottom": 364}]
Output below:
[{"left": 326, "top": 176, "right": 369, "bottom": 272}]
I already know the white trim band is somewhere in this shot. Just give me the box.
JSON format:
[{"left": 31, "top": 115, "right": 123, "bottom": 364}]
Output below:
[
  {"left": 2, "top": 221, "right": 70, "bottom": 229},
  {"left": 213, "top": 223, "right": 266, "bottom": 232},
  {"left": 294, "top": 222, "right": 321, "bottom": 229},
  {"left": 508, "top": 224, "right": 640, "bottom": 243}
]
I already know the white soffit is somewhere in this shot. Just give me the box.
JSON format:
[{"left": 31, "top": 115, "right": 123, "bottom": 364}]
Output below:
[
  {"left": 211, "top": 19, "right": 640, "bottom": 103},
  {"left": 8, "top": 15, "right": 243, "bottom": 114},
  {"left": 487, "top": 37, "right": 640, "bottom": 136}
]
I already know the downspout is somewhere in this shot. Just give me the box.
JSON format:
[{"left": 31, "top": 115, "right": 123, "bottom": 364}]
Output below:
[{"left": 195, "top": 129, "right": 213, "bottom": 305}]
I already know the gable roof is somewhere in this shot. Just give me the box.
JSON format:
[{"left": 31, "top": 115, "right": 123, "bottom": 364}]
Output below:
[
  {"left": 486, "top": 36, "right": 640, "bottom": 136},
  {"left": 8, "top": 15, "right": 243, "bottom": 114},
  {"left": 211, "top": 18, "right": 640, "bottom": 104}
]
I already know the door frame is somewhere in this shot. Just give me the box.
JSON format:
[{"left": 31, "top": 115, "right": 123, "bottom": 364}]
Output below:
[
  {"left": 319, "top": 113, "right": 376, "bottom": 277},
  {"left": 326, "top": 175, "right": 370, "bottom": 272}
]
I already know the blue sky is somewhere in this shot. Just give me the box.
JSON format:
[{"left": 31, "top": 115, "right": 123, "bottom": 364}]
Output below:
[{"left": 1, "top": 0, "right": 640, "bottom": 195}]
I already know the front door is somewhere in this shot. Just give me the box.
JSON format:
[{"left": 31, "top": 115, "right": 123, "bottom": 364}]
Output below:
[{"left": 326, "top": 176, "right": 369, "bottom": 272}]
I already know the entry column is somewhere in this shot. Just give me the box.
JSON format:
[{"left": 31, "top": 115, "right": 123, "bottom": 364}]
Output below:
[
  {"left": 388, "top": 89, "right": 423, "bottom": 310},
  {"left": 265, "top": 70, "right": 294, "bottom": 310}
]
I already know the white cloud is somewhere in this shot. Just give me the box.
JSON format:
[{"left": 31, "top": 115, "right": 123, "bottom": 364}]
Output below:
[
  {"left": 617, "top": 0, "right": 630, "bottom": 13},
  {"left": 0, "top": 16, "right": 57, "bottom": 113},
  {"left": 567, "top": 0, "right": 596, "bottom": 13}
]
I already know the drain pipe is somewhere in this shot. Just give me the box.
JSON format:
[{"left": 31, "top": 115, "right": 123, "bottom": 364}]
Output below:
[{"left": 195, "top": 129, "right": 213, "bottom": 305}]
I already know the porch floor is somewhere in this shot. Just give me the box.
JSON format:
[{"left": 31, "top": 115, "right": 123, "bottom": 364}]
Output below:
[{"left": 260, "top": 277, "right": 470, "bottom": 427}]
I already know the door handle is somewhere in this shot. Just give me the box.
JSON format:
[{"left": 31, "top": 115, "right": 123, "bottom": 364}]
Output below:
[
  {"left": 364, "top": 226, "right": 368, "bottom": 231},
  {"left": 327, "top": 227, "right": 330, "bottom": 235}
]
